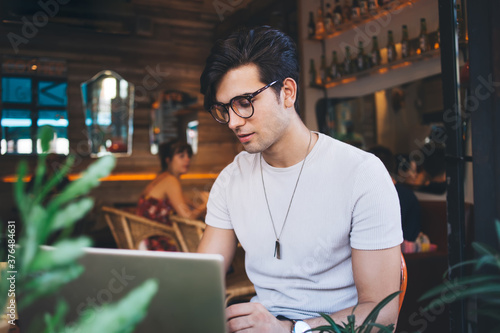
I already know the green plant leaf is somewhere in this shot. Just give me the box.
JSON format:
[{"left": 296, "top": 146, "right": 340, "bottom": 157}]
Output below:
[
  {"left": 19, "top": 204, "right": 48, "bottom": 269},
  {"left": 34, "top": 154, "right": 75, "bottom": 206},
  {"left": 311, "top": 312, "right": 343, "bottom": 333},
  {"left": 42, "top": 300, "right": 68, "bottom": 333},
  {"left": 363, "top": 322, "right": 395, "bottom": 333},
  {"left": 29, "top": 238, "right": 92, "bottom": 272},
  {"left": 420, "top": 275, "right": 500, "bottom": 301},
  {"left": 360, "top": 291, "right": 400, "bottom": 333},
  {"left": 32, "top": 153, "right": 48, "bottom": 198},
  {"left": 14, "top": 160, "right": 29, "bottom": 221},
  {"left": 60, "top": 279, "right": 159, "bottom": 333},
  {"left": 39, "top": 126, "right": 53, "bottom": 153},
  {"left": 421, "top": 282, "right": 500, "bottom": 313},
  {"left": 47, "top": 155, "right": 115, "bottom": 213},
  {"left": 307, "top": 325, "right": 339, "bottom": 333},
  {"left": 49, "top": 198, "right": 94, "bottom": 232},
  {"left": 19, "top": 265, "right": 85, "bottom": 310}
]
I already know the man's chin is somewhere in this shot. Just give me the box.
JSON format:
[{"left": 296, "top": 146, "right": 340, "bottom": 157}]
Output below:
[{"left": 241, "top": 143, "right": 264, "bottom": 155}]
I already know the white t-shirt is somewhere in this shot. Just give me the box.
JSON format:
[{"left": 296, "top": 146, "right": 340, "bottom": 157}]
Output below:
[{"left": 206, "top": 133, "right": 403, "bottom": 319}]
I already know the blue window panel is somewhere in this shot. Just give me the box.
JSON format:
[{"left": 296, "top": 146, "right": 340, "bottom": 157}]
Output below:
[
  {"left": 38, "top": 81, "right": 68, "bottom": 106},
  {"left": 1, "top": 78, "right": 32, "bottom": 104},
  {"left": 1, "top": 109, "right": 31, "bottom": 127},
  {"left": 1, "top": 109, "right": 33, "bottom": 154},
  {"left": 37, "top": 110, "right": 68, "bottom": 127}
]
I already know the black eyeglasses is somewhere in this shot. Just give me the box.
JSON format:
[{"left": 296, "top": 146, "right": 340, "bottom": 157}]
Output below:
[{"left": 209, "top": 80, "right": 278, "bottom": 124}]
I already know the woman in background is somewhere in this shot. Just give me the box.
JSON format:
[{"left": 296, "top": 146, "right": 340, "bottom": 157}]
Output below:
[{"left": 137, "top": 140, "right": 208, "bottom": 251}]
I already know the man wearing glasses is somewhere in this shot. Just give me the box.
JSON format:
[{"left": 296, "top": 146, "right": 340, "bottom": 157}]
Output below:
[{"left": 198, "top": 26, "right": 403, "bottom": 333}]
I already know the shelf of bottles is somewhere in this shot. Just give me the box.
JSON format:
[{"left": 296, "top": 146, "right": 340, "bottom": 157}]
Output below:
[
  {"left": 308, "top": 0, "right": 467, "bottom": 90},
  {"left": 307, "top": 0, "right": 421, "bottom": 41},
  {"left": 310, "top": 28, "right": 441, "bottom": 89}
]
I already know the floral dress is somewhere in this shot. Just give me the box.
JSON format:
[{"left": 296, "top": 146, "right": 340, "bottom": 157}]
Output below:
[{"left": 136, "top": 195, "right": 179, "bottom": 251}]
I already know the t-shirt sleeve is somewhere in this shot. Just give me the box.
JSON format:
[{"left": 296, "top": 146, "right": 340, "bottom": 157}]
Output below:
[
  {"left": 350, "top": 156, "right": 404, "bottom": 250},
  {"left": 205, "top": 166, "right": 234, "bottom": 230}
]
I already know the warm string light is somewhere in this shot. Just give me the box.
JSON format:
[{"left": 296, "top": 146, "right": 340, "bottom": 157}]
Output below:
[{"left": 2, "top": 173, "right": 219, "bottom": 183}]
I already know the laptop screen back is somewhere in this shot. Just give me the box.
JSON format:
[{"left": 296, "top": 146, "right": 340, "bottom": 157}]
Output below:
[{"left": 19, "top": 247, "right": 227, "bottom": 333}]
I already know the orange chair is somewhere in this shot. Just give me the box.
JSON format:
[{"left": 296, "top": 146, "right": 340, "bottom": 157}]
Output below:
[{"left": 399, "top": 253, "right": 408, "bottom": 312}]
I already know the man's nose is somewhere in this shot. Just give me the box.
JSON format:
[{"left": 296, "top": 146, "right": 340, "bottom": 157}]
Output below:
[{"left": 227, "top": 108, "right": 245, "bottom": 130}]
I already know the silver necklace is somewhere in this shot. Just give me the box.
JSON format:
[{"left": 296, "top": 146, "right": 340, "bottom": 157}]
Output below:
[{"left": 260, "top": 131, "right": 312, "bottom": 260}]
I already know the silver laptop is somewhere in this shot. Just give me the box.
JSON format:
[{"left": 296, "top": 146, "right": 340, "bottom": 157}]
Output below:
[{"left": 19, "top": 247, "right": 227, "bottom": 333}]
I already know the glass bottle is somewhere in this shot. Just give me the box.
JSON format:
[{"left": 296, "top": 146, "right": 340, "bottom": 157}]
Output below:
[
  {"left": 315, "top": 6, "right": 325, "bottom": 37},
  {"left": 344, "top": 46, "right": 354, "bottom": 75},
  {"left": 320, "top": 54, "right": 329, "bottom": 84},
  {"left": 356, "top": 41, "right": 368, "bottom": 71},
  {"left": 351, "top": 0, "right": 361, "bottom": 21},
  {"left": 386, "top": 30, "right": 397, "bottom": 63},
  {"left": 368, "top": 0, "right": 379, "bottom": 15},
  {"left": 418, "top": 18, "right": 431, "bottom": 54},
  {"left": 325, "top": 2, "right": 335, "bottom": 35},
  {"left": 370, "top": 36, "right": 381, "bottom": 67},
  {"left": 333, "top": 0, "right": 343, "bottom": 27},
  {"left": 343, "top": 0, "right": 352, "bottom": 23},
  {"left": 309, "top": 59, "right": 318, "bottom": 86},
  {"left": 401, "top": 25, "right": 410, "bottom": 58},
  {"left": 360, "top": 0, "right": 369, "bottom": 17},
  {"left": 308, "top": 11, "right": 316, "bottom": 38},
  {"left": 329, "top": 50, "right": 341, "bottom": 79}
]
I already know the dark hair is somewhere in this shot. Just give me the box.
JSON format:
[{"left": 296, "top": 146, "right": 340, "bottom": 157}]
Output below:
[
  {"left": 422, "top": 143, "right": 446, "bottom": 178},
  {"left": 369, "top": 146, "right": 396, "bottom": 175},
  {"left": 158, "top": 140, "right": 193, "bottom": 172},
  {"left": 200, "top": 26, "right": 300, "bottom": 113}
]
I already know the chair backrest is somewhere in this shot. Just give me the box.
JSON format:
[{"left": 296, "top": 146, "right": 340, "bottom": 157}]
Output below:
[
  {"left": 101, "top": 206, "right": 205, "bottom": 252},
  {"left": 169, "top": 215, "right": 207, "bottom": 252},
  {"left": 399, "top": 253, "right": 408, "bottom": 312}
]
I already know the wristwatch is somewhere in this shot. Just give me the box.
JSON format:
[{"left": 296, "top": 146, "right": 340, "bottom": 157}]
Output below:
[{"left": 292, "top": 320, "right": 311, "bottom": 333}]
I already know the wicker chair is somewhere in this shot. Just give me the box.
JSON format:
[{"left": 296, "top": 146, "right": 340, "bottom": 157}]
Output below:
[{"left": 101, "top": 206, "right": 206, "bottom": 252}]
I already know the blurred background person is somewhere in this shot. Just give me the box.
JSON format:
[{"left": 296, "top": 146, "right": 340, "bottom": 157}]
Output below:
[
  {"left": 414, "top": 142, "right": 447, "bottom": 201},
  {"left": 370, "top": 146, "right": 421, "bottom": 241},
  {"left": 136, "top": 139, "right": 208, "bottom": 251}
]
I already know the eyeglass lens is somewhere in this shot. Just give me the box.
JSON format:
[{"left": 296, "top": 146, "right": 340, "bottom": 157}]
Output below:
[{"left": 212, "top": 96, "right": 253, "bottom": 123}]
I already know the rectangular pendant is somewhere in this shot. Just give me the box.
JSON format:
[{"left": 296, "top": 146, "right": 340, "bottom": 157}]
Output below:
[{"left": 274, "top": 240, "right": 281, "bottom": 260}]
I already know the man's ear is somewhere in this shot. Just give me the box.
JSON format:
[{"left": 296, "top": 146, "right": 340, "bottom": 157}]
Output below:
[{"left": 282, "top": 78, "right": 297, "bottom": 109}]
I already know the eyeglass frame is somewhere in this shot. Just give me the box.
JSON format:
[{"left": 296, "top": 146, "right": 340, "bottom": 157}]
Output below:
[{"left": 209, "top": 80, "right": 279, "bottom": 124}]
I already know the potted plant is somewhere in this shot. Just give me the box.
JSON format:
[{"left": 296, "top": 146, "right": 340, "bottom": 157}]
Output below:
[
  {"left": 0, "top": 127, "right": 158, "bottom": 333},
  {"left": 308, "top": 291, "right": 401, "bottom": 333},
  {"left": 420, "top": 220, "right": 500, "bottom": 332}
]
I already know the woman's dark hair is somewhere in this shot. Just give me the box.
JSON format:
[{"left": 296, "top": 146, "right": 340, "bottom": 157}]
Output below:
[
  {"left": 422, "top": 143, "right": 446, "bottom": 178},
  {"left": 158, "top": 140, "right": 193, "bottom": 172},
  {"left": 200, "top": 25, "right": 300, "bottom": 113},
  {"left": 369, "top": 145, "right": 396, "bottom": 175}
]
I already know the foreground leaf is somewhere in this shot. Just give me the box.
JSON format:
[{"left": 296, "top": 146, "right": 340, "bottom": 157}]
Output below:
[
  {"left": 19, "top": 265, "right": 84, "bottom": 310},
  {"left": 361, "top": 291, "right": 400, "bottom": 333},
  {"left": 49, "top": 198, "right": 94, "bottom": 232},
  {"left": 47, "top": 155, "right": 115, "bottom": 213},
  {"left": 61, "top": 279, "right": 159, "bottom": 333},
  {"left": 29, "top": 238, "right": 92, "bottom": 272}
]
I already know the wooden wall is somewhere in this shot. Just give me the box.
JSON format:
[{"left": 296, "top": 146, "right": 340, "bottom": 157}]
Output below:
[{"left": 0, "top": 0, "right": 244, "bottom": 226}]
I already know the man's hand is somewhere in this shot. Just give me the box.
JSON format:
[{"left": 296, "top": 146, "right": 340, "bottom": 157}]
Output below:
[{"left": 226, "top": 302, "right": 292, "bottom": 333}]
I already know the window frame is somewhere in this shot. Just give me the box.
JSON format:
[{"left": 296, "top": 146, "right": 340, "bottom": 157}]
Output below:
[{"left": 1, "top": 57, "right": 68, "bottom": 155}]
